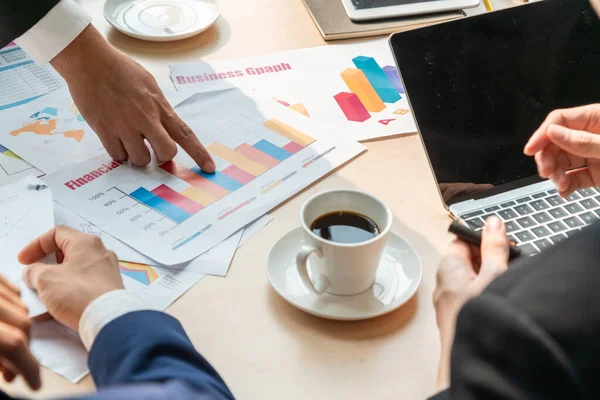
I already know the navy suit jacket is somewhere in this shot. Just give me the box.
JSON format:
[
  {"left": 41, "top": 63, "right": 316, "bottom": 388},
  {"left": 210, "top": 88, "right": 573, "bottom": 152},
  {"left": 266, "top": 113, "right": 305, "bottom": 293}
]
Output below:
[
  {"left": 0, "top": 1, "right": 61, "bottom": 48},
  {"left": 3, "top": 311, "right": 235, "bottom": 399}
]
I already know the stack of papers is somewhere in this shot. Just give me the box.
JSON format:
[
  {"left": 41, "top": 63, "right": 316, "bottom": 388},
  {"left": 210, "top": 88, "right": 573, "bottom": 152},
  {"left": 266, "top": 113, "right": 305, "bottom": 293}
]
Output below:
[{"left": 0, "top": 37, "right": 413, "bottom": 381}]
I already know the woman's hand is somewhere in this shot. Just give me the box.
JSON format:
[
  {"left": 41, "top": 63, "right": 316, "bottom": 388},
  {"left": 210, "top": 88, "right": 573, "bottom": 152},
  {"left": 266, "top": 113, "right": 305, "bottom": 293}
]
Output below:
[
  {"left": 524, "top": 105, "right": 600, "bottom": 197},
  {"left": 433, "top": 216, "right": 509, "bottom": 390},
  {"left": 0, "top": 276, "right": 40, "bottom": 390}
]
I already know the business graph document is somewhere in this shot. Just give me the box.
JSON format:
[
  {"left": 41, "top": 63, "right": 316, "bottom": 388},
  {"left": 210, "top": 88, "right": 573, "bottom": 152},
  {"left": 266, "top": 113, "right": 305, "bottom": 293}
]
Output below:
[
  {"left": 0, "top": 176, "right": 53, "bottom": 317},
  {"left": 45, "top": 90, "right": 365, "bottom": 265},
  {"left": 54, "top": 202, "right": 272, "bottom": 276},
  {"left": 0, "top": 43, "right": 64, "bottom": 110},
  {"left": 0, "top": 87, "right": 105, "bottom": 174},
  {"left": 0, "top": 144, "right": 42, "bottom": 185},
  {"left": 169, "top": 38, "right": 416, "bottom": 141}
]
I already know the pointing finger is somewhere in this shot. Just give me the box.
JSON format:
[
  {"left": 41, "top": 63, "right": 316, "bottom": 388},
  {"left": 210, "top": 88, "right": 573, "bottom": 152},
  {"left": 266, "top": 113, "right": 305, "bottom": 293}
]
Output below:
[{"left": 162, "top": 111, "right": 215, "bottom": 173}]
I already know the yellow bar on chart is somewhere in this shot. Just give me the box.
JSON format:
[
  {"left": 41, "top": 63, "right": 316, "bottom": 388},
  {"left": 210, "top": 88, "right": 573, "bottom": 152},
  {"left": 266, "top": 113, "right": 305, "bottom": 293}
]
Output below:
[
  {"left": 340, "top": 68, "right": 385, "bottom": 112},
  {"left": 262, "top": 119, "right": 315, "bottom": 147},
  {"left": 180, "top": 186, "right": 218, "bottom": 206},
  {"left": 208, "top": 142, "right": 268, "bottom": 176}
]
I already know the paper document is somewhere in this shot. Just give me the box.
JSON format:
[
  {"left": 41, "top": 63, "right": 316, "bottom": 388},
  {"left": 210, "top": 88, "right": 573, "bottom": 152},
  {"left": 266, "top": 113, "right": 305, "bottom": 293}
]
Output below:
[
  {"left": 0, "top": 176, "right": 53, "bottom": 316},
  {"left": 0, "top": 87, "right": 105, "bottom": 174},
  {"left": 0, "top": 43, "right": 65, "bottom": 110},
  {"left": 54, "top": 202, "right": 273, "bottom": 276},
  {"left": 170, "top": 38, "right": 416, "bottom": 141},
  {"left": 44, "top": 90, "right": 365, "bottom": 265},
  {"left": 0, "top": 144, "right": 42, "bottom": 186}
]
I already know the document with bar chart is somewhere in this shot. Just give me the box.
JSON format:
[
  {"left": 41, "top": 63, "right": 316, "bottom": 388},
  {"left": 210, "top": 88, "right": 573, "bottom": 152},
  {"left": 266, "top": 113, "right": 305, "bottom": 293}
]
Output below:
[
  {"left": 0, "top": 87, "right": 105, "bottom": 174},
  {"left": 170, "top": 38, "right": 416, "bottom": 141},
  {"left": 45, "top": 90, "right": 365, "bottom": 265}
]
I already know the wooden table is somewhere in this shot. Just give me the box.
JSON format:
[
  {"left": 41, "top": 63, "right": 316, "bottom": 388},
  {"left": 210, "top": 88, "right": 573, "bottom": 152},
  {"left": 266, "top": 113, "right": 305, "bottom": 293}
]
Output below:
[{"left": 2, "top": 0, "right": 522, "bottom": 398}]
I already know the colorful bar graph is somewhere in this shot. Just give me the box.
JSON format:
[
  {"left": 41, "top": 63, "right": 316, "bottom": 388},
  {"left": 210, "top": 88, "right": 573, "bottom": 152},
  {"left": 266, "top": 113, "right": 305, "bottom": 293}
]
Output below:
[
  {"left": 160, "top": 161, "right": 229, "bottom": 200},
  {"left": 180, "top": 186, "right": 218, "bottom": 206},
  {"left": 253, "top": 139, "right": 292, "bottom": 161},
  {"left": 382, "top": 65, "right": 405, "bottom": 94},
  {"left": 191, "top": 167, "right": 244, "bottom": 192},
  {"left": 151, "top": 184, "right": 203, "bottom": 214},
  {"left": 334, "top": 92, "right": 371, "bottom": 122},
  {"left": 283, "top": 142, "right": 304, "bottom": 154},
  {"left": 130, "top": 187, "right": 191, "bottom": 223},
  {"left": 119, "top": 262, "right": 159, "bottom": 286},
  {"left": 222, "top": 165, "right": 254, "bottom": 184},
  {"left": 208, "top": 142, "right": 267, "bottom": 176},
  {"left": 262, "top": 119, "right": 315, "bottom": 147},
  {"left": 235, "top": 143, "right": 280, "bottom": 168},
  {"left": 340, "top": 68, "right": 385, "bottom": 112},
  {"left": 352, "top": 56, "right": 401, "bottom": 103}
]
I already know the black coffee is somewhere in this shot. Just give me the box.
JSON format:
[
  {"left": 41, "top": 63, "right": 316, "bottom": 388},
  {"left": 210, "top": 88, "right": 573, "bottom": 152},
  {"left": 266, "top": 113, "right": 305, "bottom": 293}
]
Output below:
[{"left": 310, "top": 211, "right": 380, "bottom": 244}]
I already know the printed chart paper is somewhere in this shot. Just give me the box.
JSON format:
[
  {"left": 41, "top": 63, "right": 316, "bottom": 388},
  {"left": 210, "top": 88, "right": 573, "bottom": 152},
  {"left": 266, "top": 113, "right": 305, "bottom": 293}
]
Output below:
[
  {"left": 45, "top": 90, "right": 365, "bottom": 265},
  {"left": 54, "top": 202, "right": 255, "bottom": 275},
  {"left": 0, "top": 43, "right": 65, "bottom": 111},
  {"left": 0, "top": 88, "right": 105, "bottom": 174},
  {"left": 170, "top": 38, "right": 416, "bottom": 141},
  {"left": 0, "top": 176, "right": 54, "bottom": 316},
  {"left": 0, "top": 143, "right": 42, "bottom": 185}
]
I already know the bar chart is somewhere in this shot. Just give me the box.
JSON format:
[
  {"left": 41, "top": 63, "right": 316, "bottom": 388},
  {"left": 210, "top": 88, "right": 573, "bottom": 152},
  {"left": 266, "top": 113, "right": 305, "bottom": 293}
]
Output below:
[
  {"left": 119, "top": 112, "right": 316, "bottom": 225},
  {"left": 334, "top": 56, "right": 404, "bottom": 123}
]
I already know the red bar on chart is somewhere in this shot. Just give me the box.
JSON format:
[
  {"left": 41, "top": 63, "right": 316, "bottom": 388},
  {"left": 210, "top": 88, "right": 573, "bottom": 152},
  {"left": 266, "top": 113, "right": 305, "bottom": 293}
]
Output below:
[
  {"left": 283, "top": 142, "right": 304, "bottom": 154},
  {"left": 160, "top": 161, "right": 230, "bottom": 199},
  {"left": 222, "top": 165, "right": 254, "bottom": 184},
  {"left": 151, "top": 184, "right": 204, "bottom": 214},
  {"left": 334, "top": 92, "right": 371, "bottom": 122},
  {"left": 235, "top": 143, "right": 280, "bottom": 168}
]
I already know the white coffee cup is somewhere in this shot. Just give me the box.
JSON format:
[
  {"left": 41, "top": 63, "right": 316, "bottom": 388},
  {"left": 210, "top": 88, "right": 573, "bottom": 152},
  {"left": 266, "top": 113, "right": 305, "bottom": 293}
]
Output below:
[{"left": 296, "top": 189, "right": 392, "bottom": 296}]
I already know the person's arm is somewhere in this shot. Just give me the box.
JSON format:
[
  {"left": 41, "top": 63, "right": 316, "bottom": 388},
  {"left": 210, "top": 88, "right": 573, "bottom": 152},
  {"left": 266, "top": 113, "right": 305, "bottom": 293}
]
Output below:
[
  {"left": 7, "top": 1, "right": 216, "bottom": 170},
  {"left": 0, "top": 0, "right": 62, "bottom": 49},
  {"left": 12, "top": 0, "right": 90, "bottom": 64},
  {"left": 18, "top": 226, "right": 233, "bottom": 398}
]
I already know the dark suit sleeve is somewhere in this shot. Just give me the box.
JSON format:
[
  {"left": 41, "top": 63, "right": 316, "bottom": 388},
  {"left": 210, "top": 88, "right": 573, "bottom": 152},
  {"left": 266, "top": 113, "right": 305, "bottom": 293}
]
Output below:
[
  {"left": 0, "top": 1, "right": 60, "bottom": 48},
  {"left": 429, "top": 222, "right": 600, "bottom": 400},
  {"left": 83, "top": 311, "right": 234, "bottom": 399}
]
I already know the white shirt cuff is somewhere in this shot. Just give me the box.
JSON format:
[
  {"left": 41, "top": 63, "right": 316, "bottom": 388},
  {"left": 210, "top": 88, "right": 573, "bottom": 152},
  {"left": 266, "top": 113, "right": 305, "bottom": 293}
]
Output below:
[
  {"left": 14, "top": 0, "right": 92, "bottom": 64},
  {"left": 78, "top": 290, "right": 148, "bottom": 351}
]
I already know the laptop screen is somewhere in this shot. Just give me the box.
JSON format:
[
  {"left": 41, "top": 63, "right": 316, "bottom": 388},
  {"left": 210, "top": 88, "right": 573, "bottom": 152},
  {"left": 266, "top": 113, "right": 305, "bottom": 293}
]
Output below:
[{"left": 390, "top": 0, "right": 600, "bottom": 205}]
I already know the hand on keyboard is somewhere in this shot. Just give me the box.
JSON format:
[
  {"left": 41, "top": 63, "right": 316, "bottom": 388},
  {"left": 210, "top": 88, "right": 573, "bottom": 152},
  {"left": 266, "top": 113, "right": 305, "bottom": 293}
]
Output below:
[{"left": 524, "top": 104, "right": 600, "bottom": 197}]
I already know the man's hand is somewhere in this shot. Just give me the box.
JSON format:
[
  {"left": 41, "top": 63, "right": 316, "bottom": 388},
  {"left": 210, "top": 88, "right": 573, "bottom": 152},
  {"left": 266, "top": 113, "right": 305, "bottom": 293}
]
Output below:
[
  {"left": 524, "top": 104, "right": 600, "bottom": 197},
  {"left": 0, "top": 276, "right": 40, "bottom": 390},
  {"left": 18, "top": 226, "right": 124, "bottom": 332},
  {"left": 433, "top": 216, "right": 509, "bottom": 390},
  {"left": 51, "top": 25, "right": 216, "bottom": 171}
]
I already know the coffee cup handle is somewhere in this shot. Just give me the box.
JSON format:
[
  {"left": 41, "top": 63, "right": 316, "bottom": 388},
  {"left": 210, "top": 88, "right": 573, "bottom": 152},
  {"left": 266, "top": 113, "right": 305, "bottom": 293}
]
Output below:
[{"left": 296, "top": 245, "right": 329, "bottom": 295}]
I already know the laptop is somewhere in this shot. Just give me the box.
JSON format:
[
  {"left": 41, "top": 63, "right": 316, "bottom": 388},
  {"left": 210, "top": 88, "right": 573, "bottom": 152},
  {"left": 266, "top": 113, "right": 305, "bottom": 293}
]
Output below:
[{"left": 389, "top": 0, "right": 600, "bottom": 256}]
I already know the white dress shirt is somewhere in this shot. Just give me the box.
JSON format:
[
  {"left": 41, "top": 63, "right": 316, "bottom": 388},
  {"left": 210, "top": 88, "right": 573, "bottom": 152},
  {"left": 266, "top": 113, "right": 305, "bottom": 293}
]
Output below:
[
  {"left": 14, "top": 0, "right": 92, "bottom": 64},
  {"left": 79, "top": 290, "right": 149, "bottom": 350}
]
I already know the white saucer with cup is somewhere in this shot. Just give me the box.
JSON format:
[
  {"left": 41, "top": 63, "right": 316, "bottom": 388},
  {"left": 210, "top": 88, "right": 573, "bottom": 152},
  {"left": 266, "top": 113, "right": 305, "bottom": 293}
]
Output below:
[{"left": 267, "top": 189, "right": 422, "bottom": 321}]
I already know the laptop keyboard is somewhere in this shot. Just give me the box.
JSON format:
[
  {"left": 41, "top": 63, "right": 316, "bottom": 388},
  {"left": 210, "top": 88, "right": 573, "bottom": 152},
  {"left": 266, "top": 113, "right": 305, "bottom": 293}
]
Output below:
[{"left": 459, "top": 188, "right": 600, "bottom": 257}]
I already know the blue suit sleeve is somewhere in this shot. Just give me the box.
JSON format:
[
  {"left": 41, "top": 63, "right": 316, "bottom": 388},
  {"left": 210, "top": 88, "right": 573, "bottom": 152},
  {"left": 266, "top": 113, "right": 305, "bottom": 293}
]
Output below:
[{"left": 86, "top": 311, "right": 234, "bottom": 399}]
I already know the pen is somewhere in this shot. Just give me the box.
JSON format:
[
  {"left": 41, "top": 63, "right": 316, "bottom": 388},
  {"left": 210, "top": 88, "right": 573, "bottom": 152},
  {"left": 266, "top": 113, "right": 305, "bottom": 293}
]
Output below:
[
  {"left": 448, "top": 221, "right": 522, "bottom": 260},
  {"left": 483, "top": 0, "right": 494, "bottom": 12}
]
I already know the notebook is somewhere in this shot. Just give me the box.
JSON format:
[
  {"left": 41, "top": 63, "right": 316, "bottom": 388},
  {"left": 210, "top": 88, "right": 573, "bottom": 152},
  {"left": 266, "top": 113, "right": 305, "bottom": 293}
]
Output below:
[{"left": 302, "top": 0, "right": 466, "bottom": 41}]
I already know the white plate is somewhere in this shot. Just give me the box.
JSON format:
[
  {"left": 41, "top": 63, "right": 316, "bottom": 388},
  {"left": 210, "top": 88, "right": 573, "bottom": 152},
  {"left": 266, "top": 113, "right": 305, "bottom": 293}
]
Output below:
[
  {"left": 104, "top": 0, "right": 220, "bottom": 42},
  {"left": 267, "top": 228, "right": 422, "bottom": 321}
]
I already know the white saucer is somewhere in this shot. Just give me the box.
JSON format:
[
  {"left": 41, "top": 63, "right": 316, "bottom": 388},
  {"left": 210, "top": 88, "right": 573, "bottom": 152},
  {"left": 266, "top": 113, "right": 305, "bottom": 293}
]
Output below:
[
  {"left": 267, "top": 228, "right": 422, "bottom": 321},
  {"left": 104, "top": 0, "right": 220, "bottom": 42}
]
